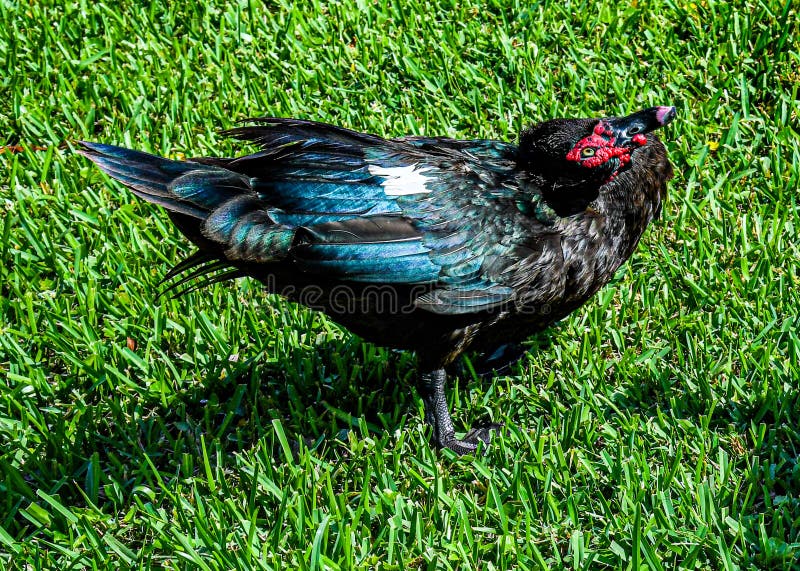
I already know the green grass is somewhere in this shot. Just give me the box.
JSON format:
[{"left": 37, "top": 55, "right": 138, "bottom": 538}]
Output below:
[{"left": 1, "top": 0, "right": 798, "bottom": 568}]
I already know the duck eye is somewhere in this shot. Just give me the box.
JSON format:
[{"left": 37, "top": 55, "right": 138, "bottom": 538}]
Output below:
[
  {"left": 581, "top": 147, "right": 596, "bottom": 158},
  {"left": 628, "top": 126, "right": 641, "bottom": 135}
]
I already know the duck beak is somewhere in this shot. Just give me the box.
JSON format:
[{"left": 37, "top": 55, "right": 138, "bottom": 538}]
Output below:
[{"left": 604, "top": 106, "right": 676, "bottom": 147}]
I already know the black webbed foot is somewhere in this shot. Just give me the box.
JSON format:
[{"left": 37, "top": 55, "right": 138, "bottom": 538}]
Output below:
[
  {"left": 418, "top": 368, "right": 502, "bottom": 456},
  {"left": 435, "top": 422, "right": 504, "bottom": 455}
]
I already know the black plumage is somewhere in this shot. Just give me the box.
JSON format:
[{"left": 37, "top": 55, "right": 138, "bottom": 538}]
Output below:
[{"left": 79, "top": 106, "right": 675, "bottom": 454}]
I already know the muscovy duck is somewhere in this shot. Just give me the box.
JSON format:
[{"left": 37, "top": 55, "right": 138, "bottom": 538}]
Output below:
[{"left": 79, "top": 106, "right": 675, "bottom": 454}]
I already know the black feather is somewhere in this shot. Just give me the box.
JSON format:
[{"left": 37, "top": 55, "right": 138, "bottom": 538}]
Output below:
[{"left": 80, "top": 106, "right": 676, "bottom": 454}]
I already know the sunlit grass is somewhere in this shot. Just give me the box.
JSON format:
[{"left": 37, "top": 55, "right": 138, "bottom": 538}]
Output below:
[{"left": 1, "top": 0, "right": 798, "bottom": 568}]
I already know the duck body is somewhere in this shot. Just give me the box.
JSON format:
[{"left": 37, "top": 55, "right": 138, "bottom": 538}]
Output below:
[{"left": 80, "top": 106, "right": 675, "bottom": 454}]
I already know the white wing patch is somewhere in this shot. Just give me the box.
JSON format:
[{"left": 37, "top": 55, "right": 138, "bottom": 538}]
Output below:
[{"left": 368, "top": 164, "right": 432, "bottom": 196}]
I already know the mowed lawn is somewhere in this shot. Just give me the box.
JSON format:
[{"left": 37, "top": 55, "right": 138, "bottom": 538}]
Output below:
[{"left": 1, "top": 0, "right": 798, "bottom": 568}]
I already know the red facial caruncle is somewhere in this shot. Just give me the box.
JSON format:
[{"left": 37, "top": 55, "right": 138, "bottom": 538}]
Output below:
[{"left": 566, "top": 121, "right": 647, "bottom": 177}]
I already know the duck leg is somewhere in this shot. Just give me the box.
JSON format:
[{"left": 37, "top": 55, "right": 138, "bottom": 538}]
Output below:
[{"left": 417, "top": 368, "right": 502, "bottom": 455}]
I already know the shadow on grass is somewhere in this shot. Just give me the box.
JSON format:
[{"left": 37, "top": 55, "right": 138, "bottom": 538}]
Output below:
[{"left": 2, "top": 329, "right": 509, "bottom": 532}]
